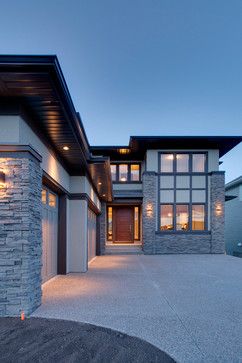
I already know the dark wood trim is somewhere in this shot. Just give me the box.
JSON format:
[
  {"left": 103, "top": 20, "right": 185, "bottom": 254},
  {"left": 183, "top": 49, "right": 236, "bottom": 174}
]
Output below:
[{"left": 58, "top": 194, "right": 67, "bottom": 274}]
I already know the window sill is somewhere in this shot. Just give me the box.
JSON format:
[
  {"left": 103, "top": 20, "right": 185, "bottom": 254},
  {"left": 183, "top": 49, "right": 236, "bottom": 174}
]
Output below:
[
  {"left": 112, "top": 181, "right": 142, "bottom": 184},
  {"left": 155, "top": 230, "right": 211, "bottom": 235}
]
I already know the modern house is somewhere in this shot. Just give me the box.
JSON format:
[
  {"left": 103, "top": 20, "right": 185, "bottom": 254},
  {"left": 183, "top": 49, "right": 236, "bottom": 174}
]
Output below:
[
  {"left": 225, "top": 176, "right": 242, "bottom": 258},
  {"left": 0, "top": 55, "right": 241, "bottom": 317}
]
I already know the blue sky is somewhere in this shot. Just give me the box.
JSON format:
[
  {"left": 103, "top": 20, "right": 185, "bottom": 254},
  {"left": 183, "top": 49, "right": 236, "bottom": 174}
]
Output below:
[{"left": 0, "top": 0, "right": 241, "bottom": 181}]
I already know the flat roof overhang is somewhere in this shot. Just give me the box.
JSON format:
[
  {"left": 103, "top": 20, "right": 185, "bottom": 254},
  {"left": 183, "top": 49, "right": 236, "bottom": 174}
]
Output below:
[
  {"left": 91, "top": 136, "right": 242, "bottom": 160},
  {"left": 0, "top": 55, "right": 113, "bottom": 201}
]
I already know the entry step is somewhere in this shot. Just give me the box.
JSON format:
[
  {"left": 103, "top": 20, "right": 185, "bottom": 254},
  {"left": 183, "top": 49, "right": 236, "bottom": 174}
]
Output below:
[{"left": 105, "top": 244, "right": 143, "bottom": 255}]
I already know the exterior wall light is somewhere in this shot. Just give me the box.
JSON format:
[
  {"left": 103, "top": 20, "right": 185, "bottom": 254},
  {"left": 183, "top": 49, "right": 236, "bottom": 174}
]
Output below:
[
  {"left": 146, "top": 204, "right": 153, "bottom": 217},
  {"left": 215, "top": 204, "right": 222, "bottom": 216},
  {"left": 118, "top": 148, "right": 130, "bottom": 155},
  {"left": 0, "top": 169, "right": 6, "bottom": 188}
]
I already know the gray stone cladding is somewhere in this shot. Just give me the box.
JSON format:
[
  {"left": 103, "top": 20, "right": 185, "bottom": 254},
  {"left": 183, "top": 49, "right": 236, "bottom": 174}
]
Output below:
[
  {"left": 0, "top": 156, "right": 42, "bottom": 316},
  {"left": 142, "top": 171, "right": 225, "bottom": 254}
]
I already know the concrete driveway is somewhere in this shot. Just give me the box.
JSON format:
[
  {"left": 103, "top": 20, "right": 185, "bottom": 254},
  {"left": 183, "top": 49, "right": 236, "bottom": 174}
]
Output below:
[{"left": 32, "top": 255, "right": 242, "bottom": 363}]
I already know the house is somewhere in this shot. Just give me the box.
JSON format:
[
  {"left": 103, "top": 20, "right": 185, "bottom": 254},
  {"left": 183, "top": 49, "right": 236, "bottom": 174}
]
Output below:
[
  {"left": 0, "top": 55, "right": 241, "bottom": 317},
  {"left": 225, "top": 176, "right": 242, "bottom": 258}
]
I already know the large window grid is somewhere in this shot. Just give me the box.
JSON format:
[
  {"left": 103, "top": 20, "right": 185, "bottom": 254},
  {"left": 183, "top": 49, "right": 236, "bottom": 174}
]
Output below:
[{"left": 158, "top": 152, "right": 208, "bottom": 233}]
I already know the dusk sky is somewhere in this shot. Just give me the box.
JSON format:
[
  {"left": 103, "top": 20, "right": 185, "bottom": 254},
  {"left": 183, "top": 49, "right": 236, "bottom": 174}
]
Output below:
[{"left": 0, "top": 0, "right": 241, "bottom": 182}]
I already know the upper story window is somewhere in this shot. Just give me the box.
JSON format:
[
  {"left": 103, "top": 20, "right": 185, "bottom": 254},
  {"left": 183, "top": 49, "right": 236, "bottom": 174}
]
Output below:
[
  {"left": 160, "top": 153, "right": 206, "bottom": 173},
  {"left": 111, "top": 163, "right": 141, "bottom": 183}
]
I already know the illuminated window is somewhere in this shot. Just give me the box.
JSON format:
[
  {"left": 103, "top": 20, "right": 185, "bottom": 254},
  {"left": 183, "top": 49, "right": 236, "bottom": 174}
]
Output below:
[
  {"left": 119, "top": 164, "right": 128, "bottom": 182},
  {"left": 134, "top": 207, "right": 139, "bottom": 240},
  {"left": 176, "top": 205, "right": 189, "bottom": 231},
  {"left": 160, "top": 205, "right": 173, "bottom": 230},
  {"left": 111, "top": 165, "right": 117, "bottom": 181},
  {"left": 107, "top": 207, "right": 113, "bottom": 240},
  {"left": 192, "top": 154, "right": 206, "bottom": 173},
  {"left": 131, "top": 164, "right": 140, "bottom": 181},
  {"left": 192, "top": 205, "right": 205, "bottom": 230},
  {"left": 176, "top": 154, "right": 189, "bottom": 172},
  {"left": 160, "top": 154, "right": 174, "bottom": 172},
  {"left": 49, "top": 192, "right": 57, "bottom": 208},
  {"left": 159, "top": 152, "right": 207, "bottom": 232},
  {"left": 41, "top": 189, "right": 47, "bottom": 204}
]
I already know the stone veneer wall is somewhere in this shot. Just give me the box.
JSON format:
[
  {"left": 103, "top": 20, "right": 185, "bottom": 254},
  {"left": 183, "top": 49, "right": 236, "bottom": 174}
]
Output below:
[
  {"left": 0, "top": 154, "right": 42, "bottom": 316},
  {"left": 142, "top": 171, "right": 225, "bottom": 254}
]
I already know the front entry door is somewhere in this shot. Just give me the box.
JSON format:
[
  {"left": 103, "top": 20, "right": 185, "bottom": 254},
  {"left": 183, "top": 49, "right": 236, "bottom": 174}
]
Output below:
[{"left": 114, "top": 207, "right": 133, "bottom": 243}]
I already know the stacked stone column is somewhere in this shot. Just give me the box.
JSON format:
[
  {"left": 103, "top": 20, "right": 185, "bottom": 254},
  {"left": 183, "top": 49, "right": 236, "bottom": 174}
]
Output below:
[{"left": 0, "top": 152, "right": 42, "bottom": 316}]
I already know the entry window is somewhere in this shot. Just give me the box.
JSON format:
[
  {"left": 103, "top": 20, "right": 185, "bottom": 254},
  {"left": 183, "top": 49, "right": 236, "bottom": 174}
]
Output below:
[
  {"left": 107, "top": 207, "right": 113, "bottom": 240},
  {"left": 160, "top": 205, "right": 174, "bottom": 230},
  {"left": 110, "top": 163, "right": 141, "bottom": 182},
  {"left": 134, "top": 206, "right": 139, "bottom": 240},
  {"left": 49, "top": 192, "right": 57, "bottom": 208}
]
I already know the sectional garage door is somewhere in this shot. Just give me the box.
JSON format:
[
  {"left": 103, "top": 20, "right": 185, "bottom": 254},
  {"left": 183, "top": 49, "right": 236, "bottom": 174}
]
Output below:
[
  {"left": 88, "top": 209, "right": 96, "bottom": 263},
  {"left": 41, "top": 187, "right": 58, "bottom": 283}
]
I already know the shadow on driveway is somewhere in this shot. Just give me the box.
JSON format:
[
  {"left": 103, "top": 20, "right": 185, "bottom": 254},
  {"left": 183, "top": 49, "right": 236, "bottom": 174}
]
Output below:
[{"left": 0, "top": 317, "right": 176, "bottom": 363}]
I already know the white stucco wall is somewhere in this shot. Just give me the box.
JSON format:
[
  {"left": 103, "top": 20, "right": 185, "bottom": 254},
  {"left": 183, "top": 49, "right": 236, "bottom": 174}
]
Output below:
[
  {"left": 68, "top": 199, "right": 88, "bottom": 273},
  {"left": 0, "top": 116, "right": 20, "bottom": 143}
]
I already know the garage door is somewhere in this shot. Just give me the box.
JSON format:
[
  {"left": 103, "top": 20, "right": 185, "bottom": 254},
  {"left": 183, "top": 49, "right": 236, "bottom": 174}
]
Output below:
[
  {"left": 88, "top": 209, "right": 96, "bottom": 263},
  {"left": 41, "top": 187, "right": 58, "bottom": 283}
]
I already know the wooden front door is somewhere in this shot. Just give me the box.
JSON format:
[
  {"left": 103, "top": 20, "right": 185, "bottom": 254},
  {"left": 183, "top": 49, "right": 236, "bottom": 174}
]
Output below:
[{"left": 114, "top": 207, "right": 134, "bottom": 243}]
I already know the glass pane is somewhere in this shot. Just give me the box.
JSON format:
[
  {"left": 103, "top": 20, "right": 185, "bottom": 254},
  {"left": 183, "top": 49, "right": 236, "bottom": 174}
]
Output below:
[
  {"left": 107, "top": 207, "right": 113, "bottom": 240},
  {"left": 176, "top": 190, "right": 190, "bottom": 203},
  {"left": 41, "top": 189, "right": 47, "bottom": 204},
  {"left": 49, "top": 192, "right": 56, "bottom": 208},
  {"left": 176, "top": 175, "right": 190, "bottom": 188},
  {"left": 160, "top": 205, "right": 173, "bottom": 230},
  {"left": 192, "top": 175, "right": 206, "bottom": 188},
  {"left": 111, "top": 165, "right": 117, "bottom": 181},
  {"left": 176, "top": 205, "right": 189, "bottom": 231},
  {"left": 134, "top": 207, "right": 139, "bottom": 239},
  {"left": 192, "top": 205, "right": 205, "bottom": 230},
  {"left": 192, "top": 154, "right": 206, "bottom": 172},
  {"left": 160, "top": 154, "right": 174, "bottom": 173},
  {"left": 160, "top": 190, "right": 174, "bottom": 203},
  {"left": 119, "top": 164, "right": 128, "bottom": 182},
  {"left": 176, "top": 154, "right": 189, "bottom": 172},
  {"left": 131, "top": 164, "right": 140, "bottom": 181},
  {"left": 192, "top": 190, "right": 206, "bottom": 203},
  {"left": 160, "top": 176, "right": 174, "bottom": 188}
]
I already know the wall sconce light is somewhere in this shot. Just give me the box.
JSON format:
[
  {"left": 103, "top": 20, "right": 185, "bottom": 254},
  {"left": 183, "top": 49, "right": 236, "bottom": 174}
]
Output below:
[
  {"left": 0, "top": 169, "right": 5, "bottom": 188},
  {"left": 215, "top": 204, "right": 222, "bottom": 216},
  {"left": 146, "top": 204, "right": 153, "bottom": 217}
]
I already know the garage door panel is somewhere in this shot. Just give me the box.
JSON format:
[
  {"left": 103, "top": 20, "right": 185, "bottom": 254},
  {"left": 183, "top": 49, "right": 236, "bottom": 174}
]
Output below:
[{"left": 41, "top": 187, "right": 58, "bottom": 283}]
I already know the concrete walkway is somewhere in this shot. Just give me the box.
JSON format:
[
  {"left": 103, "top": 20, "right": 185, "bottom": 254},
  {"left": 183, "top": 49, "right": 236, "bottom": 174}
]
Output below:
[{"left": 33, "top": 255, "right": 242, "bottom": 363}]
